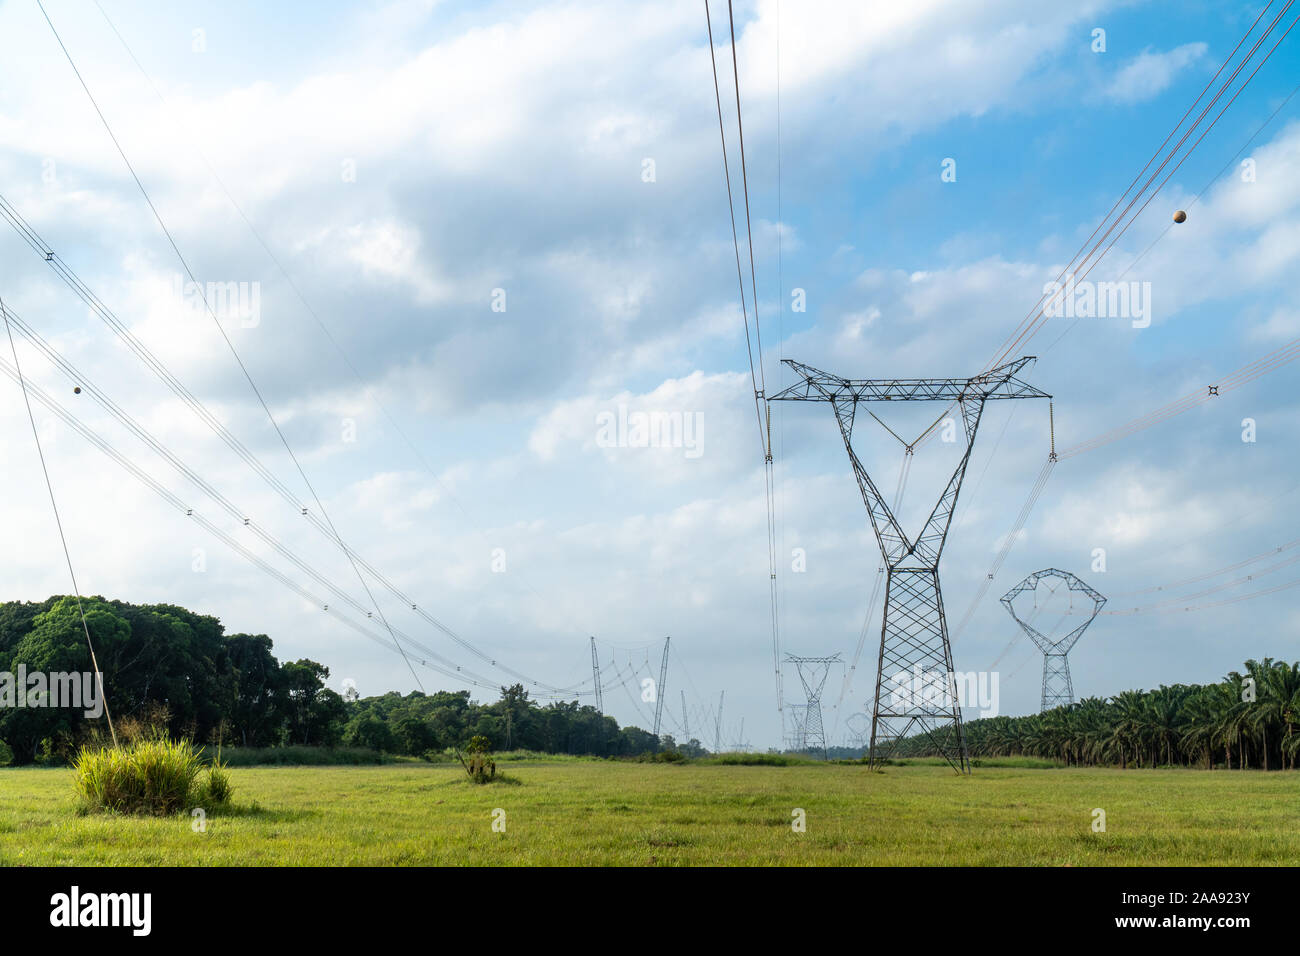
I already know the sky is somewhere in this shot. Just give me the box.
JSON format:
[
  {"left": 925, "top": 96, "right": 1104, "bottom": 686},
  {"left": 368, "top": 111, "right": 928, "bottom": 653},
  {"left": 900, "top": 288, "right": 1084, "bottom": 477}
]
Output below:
[{"left": 0, "top": 0, "right": 1297, "bottom": 750}]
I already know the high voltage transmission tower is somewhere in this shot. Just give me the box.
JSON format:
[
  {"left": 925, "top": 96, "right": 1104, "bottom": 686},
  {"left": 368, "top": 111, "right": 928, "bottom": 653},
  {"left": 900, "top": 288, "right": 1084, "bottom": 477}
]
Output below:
[
  {"left": 773, "top": 356, "right": 1049, "bottom": 773},
  {"left": 713, "top": 691, "right": 724, "bottom": 754},
  {"left": 784, "top": 703, "right": 807, "bottom": 751},
  {"left": 653, "top": 636, "right": 670, "bottom": 737},
  {"left": 845, "top": 712, "right": 871, "bottom": 750},
  {"left": 1001, "top": 569, "right": 1106, "bottom": 712},
  {"left": 590, "top": 637, "right": 603, "bottom": 713},
  {"left": 729, "top": 717, "right": 749, "bottom": 752},
  {"left": 784, "top": 654, "right": 841, "bottom": 760}
]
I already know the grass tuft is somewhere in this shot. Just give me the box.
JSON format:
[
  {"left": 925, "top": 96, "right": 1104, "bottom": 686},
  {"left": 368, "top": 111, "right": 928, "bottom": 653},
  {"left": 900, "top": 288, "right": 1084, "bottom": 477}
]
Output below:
[
  {"left": 72, "top": 738, "right": 233, "bottom": 815},
  {"left": 199, "top": 760, "right": 234, "bottom": 806}
]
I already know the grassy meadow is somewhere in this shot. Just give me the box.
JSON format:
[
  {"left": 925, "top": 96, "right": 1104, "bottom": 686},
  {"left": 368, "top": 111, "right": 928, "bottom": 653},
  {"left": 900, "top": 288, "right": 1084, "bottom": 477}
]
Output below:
[{"left": 1, "top": 758, "right": 1297, "bottom": 866}]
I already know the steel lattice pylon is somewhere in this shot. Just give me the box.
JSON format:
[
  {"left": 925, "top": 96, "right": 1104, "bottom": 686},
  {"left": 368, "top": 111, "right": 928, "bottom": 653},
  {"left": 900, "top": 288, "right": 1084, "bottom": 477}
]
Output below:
[
  {"left": 773, "top": 357, "right": 1050, "bottom": 773},
  {"left": 1000, "top": 568, "right": 1106, "bottom": 712},
  {"left": 845, "top": 711, "right": 871, "bottom": 750},
  {"left": 784, "top": 703, "right": 808, "bottom": 750},
  {"left": 784, "top": 654, "right": 841, "bottom": 759}
]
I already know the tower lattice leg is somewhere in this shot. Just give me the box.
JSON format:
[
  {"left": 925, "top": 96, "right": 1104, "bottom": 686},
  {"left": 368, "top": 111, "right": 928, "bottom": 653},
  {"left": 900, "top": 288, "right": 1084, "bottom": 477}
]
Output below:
[
  {"left": 869, "top": 568, "right": 970, "bottom": 773},
  {"left": 1041, "top": 652, "right": 1075, "bottom": 711}
]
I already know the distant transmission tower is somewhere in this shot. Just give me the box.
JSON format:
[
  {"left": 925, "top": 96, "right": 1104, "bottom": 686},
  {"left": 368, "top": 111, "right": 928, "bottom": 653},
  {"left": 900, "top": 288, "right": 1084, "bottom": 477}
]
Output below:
[
  {"left": 773, "top": 357, "right": 1049, "bottom": 773},
  {"left": 784, "top": 703, "right": 808, "bottom": 751},
  {"left": 653, "top": 636, "right": 670, "bottom": 737},
  {"left": 713, "top": 691, "right": 725, "bottom": 753},
  {"left": 784, "top": 654, "right": 841, "bottom": 759},
  {"left": 845, "top": 712, "right": 871, "bottom": 750},
  {"left": 681, "top": 690, "right": 689, "bottom": 738},
  {"left": 729, "top": 717, "right": 749, "bottom": 752},
  {"left": 1001, "top": 569, "right": 1105, "bottom": 712},
  {"left": 590, "top": 637, "right": 603, "bottom": 713}
]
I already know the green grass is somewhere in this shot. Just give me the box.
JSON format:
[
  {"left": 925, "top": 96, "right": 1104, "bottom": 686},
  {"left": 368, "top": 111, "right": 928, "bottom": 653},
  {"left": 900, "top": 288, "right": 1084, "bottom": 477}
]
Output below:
[
  {"left": 1, "top": 760, "right": 1296, "bottom": 865},
  {"left": 882, "top": 756, "right": 1066, "bottom": 769},
  {"left": 699, "top": 751, "right": 820, "bottom": 766},
  {"left": 73, "top": 739, "right": 209, "bottom": 816}
]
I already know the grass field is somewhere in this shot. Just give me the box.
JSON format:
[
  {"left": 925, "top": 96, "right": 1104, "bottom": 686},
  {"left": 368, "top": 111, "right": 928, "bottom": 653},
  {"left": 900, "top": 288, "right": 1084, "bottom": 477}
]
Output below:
[{"left": 1, "top": 759, "right": 1297, "bottom": 865}]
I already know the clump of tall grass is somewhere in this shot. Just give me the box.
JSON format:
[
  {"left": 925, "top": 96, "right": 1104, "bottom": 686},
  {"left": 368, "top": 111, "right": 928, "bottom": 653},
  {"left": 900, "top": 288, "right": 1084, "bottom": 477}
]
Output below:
[
  {"left": 197, "top": 759, "right": 233, "bottom": 806},
  {"left": 197, "top": 721, "right": 233, "bottom": 807},
  {"left": 72, "top": 738, "right": 234, "bottom": 815}
]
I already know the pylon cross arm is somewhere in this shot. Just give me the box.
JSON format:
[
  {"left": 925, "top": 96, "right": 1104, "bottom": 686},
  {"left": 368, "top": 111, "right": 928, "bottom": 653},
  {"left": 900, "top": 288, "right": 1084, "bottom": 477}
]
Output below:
[{"left": 770, "top": 357, "right": 1051, "bottom": 403}]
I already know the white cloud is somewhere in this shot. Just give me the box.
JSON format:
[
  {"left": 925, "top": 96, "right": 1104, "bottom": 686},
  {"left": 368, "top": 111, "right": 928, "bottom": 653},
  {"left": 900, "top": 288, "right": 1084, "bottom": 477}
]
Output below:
[
  {"left": 2, "top": 0, "right": 1297, "bottom": 745},
  {"left": 1103, "top": 42, "right": 1207, "bottom": 104}
]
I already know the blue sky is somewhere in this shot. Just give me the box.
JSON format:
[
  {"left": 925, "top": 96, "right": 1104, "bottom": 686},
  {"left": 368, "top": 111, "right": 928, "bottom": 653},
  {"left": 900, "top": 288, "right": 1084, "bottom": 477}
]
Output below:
[{"left": 0, "top": 0, "right": 1297, "bottom": 748}]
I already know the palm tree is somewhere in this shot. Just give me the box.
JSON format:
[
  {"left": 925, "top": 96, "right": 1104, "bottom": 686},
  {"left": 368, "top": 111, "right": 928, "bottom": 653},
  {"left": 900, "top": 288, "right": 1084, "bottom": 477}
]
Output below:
[
  {"left": 895, "top": 656, "right": 1300, "bottom": 771},
  {"left": 1220, "top": 670, "right": 1260, "bottom": 769},
  {"left": 1203, "top": 682, "right": 1238, "bottom": 768},
  {"left": 1248, "top": 660, "right": 1300, "bottom": 771},
  {"left": 1072, "top": 697, "right": 1110, "bottom": 766},
  {"left": 1242, "top": 659, "right": 1280, "bottom": 770},
  {"left": 1110, "top": 690, "right": 1146, "bottom": 768},
  {"left": 1180, "top": 685, "right": 1225, "bottom": 769},
  {"left": 1142, "top": 685, "right": 1190, "bottom": 767}
]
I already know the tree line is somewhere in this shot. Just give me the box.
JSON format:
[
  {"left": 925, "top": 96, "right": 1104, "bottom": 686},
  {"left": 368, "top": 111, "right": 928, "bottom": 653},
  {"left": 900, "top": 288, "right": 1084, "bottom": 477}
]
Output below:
[
  {"left": 8, "top": 596, "right": 1294, "bottom": 770},
  {"left": 0, "top": 596, "right": 697, "bottom": 764},
  {"left": 893, "top": 659, "right": 1300, "bottom": 769}
]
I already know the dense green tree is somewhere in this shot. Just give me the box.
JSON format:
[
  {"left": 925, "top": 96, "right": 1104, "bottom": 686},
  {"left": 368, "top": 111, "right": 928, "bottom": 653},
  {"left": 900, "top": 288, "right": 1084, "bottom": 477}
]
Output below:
[
  {"left": 343, "top": 713, "right": 397, "bottom": 752},
  {"left": 0, "top": 597, "right": 129, "bottom": 763},
  {"left": 224, "top": 633, "right": 284, "bottom": 747},
  {"left": 392, "top": 714, "right": 435, "bottom": 755},
  {"left": 280, "top": 659, "right": 345, "bottom": 746}
]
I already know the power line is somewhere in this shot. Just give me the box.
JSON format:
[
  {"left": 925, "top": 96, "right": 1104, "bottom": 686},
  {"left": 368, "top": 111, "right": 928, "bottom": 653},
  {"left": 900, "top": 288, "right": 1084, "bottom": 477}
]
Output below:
[
  {"left": 704, "top": 0, "right": 784, "bottom": 719},
  {"left": 774, "top": 0, "right": 789, "bottom": 731},
  {"left": 950, "top": 9, "right": 1299, "bottom": 655},
  {"left": 0, "top": 340, "right": 594, "bottom": 698},
  {"left": 726, "top": 0, "right": 766, "bottom": 401},
  {"left": 0, "top": 297, "right": 117, "bottom": 744},
  {"left": 914, "top": 1, "right": 1297, "bottom": 463},
  {"left": 1107, "top": 534, "right": 1300, "bottom": 600},
  {"left": 704, "top": 0, "right": 766, "bottom": 452},
  {"left": 88, "top": 0, "right": 599, "bottom": 653},
  {"left": 991, "top": 0, "right": 1297, "bottom": 372},
  {"left": 1085, "top": 549, "right": 1300, "bottom": 615},
  {"left": 36, "top": 0, "right": 429, "bottom": 692},
  {"left": 0, "top": 196, "right": 588, "bottom": 696}
]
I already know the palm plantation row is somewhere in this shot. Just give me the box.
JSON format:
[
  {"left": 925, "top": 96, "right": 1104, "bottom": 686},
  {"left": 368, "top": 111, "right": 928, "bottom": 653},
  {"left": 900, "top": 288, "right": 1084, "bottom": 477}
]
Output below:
[{"left": 895, "top": 658, "right": 1300, "bottom": 769}]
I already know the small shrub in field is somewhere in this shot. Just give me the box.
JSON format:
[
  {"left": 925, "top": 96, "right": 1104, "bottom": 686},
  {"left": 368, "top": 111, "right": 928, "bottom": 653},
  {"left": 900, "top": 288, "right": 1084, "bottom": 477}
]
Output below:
[
  {"left": 198, "top": 761, "right": 233, "bottom": 806},
  {"left": 457, "top": 735, "right": 497, "bottom": 783},
  {"left": 73, "top": 739, "right": 230, "bottom": 815}
]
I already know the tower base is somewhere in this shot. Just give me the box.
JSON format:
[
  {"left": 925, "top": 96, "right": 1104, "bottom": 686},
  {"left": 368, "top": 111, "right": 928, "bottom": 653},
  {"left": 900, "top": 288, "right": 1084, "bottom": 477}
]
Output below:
[{"left": 869, "top": 568, "right": 970, "bottom": 773}]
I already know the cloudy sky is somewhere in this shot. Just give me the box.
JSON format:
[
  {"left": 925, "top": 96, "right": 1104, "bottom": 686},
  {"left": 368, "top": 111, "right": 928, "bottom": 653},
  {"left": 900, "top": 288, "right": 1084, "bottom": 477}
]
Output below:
[{"left": 0, "top": 0, "right": 1297, "bottom": 748}]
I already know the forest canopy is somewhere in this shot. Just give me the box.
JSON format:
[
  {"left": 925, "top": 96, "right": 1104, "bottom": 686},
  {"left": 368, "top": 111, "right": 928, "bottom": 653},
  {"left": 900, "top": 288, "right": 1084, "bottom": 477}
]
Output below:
[{"left": 0, "top": 596, "right": 695, "bottom": 765}]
